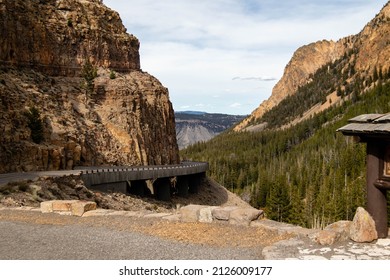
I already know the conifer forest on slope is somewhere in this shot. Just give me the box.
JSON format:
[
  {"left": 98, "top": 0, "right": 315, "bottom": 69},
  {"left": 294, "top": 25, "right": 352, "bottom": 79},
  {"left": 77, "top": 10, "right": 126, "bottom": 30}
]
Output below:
[{"left": 181, "top": 75, "right": 390, "bottom": 229}]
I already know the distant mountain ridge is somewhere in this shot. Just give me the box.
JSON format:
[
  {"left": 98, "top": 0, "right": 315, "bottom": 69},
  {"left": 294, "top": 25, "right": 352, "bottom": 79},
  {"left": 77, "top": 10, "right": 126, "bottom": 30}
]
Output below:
[
  {"left": 175, "top": 112, "right": 245, "bottom": 149},
  {"left": 235, "top": 2, "right": 390, "bottom": 131}
]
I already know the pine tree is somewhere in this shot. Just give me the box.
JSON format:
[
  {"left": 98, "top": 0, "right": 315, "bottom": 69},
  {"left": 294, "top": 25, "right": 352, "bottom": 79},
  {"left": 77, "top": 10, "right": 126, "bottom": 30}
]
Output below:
[
  {"left": 287, "top": 186, "right": 306, "bottom": 227},
  {"left": 266, "top": 179, "right": 291, "bottom": 222},
  {"left": 81, "top": 58, "right": 97, "bottom": 95}
]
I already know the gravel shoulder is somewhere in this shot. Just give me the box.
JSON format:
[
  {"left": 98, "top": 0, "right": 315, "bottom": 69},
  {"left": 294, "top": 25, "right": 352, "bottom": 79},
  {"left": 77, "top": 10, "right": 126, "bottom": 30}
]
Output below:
[
  {"left": 0, "top": 210, "right": 289, "bottom": 260},
  {"left": 0, "top": 175, "right": 293, "bottom": 259}
]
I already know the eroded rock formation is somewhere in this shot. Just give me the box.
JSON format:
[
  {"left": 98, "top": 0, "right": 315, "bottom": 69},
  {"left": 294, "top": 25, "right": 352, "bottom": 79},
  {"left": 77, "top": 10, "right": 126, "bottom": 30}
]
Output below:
[
  {"left": 0, "top": 0, "right": 140, "bottom": 75},
  {"left": 0, "top": 0, "right": 179, "bottom": 172}
]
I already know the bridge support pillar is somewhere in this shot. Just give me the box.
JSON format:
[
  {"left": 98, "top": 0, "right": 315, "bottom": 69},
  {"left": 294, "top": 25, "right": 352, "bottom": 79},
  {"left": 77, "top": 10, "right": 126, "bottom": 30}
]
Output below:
[
  {"left": 176, "top": 176, "right": 189, "bottom": 197},
  {"left": 153, "top": 178, "right": 171, "bottom": 201},
  {"left": 189, "top": 172, "right": 206, "bottom": 194},
  {"left": 127, "top": 180, "right": 150, "bottom": 197}
]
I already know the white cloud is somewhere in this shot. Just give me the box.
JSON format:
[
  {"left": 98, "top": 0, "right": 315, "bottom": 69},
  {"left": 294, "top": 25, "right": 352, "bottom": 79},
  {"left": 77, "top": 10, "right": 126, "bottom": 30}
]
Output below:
[
  {"left": 232, "top": 76, "right": 277, "bottom": 82},
  {"left": 104, "top": 0, "right": 388, "bottom": 114},
  {"left": 230, "top": 102, "right": 242, "bottom": 108}
]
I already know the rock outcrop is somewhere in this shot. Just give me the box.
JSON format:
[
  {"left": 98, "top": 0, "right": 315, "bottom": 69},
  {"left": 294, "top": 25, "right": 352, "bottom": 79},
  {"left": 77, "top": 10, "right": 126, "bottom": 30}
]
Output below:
[
  {"left": 235, "top": 2, "right": 390, "bottom": 131},
  {"left": 234, "top": 40, "right": 348, "bottom": 131},
  {"left": 0, "top": 0, "right": 179, "bottom": 172},
  {"left": 179, "top": 204, "right": 264, "bottom": 226},
  {"left": 0, "top": 0, "right": 140, "bottom": 76}
]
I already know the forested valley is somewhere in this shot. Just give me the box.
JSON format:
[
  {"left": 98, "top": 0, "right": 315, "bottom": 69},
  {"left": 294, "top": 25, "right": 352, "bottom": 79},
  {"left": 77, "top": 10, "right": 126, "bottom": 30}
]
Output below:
[{"left": 181, "top": 76, "right": 390, "bottom": 229}]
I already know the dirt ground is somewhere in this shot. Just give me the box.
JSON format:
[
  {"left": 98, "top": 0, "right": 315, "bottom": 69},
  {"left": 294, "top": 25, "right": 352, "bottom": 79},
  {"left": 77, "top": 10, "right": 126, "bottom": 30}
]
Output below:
[
  {"left": 0, "top": 209, "right": 291, "bottom": 249},
  {"left": 0, "top": 175, "right": 293, "bottom": 249}
]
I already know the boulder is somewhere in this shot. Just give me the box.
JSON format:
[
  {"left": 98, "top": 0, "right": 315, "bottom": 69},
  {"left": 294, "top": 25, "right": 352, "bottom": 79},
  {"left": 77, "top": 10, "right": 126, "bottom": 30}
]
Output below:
[
  {"left": 41, "top": 200, "right": 96, "bottom": 216},
  {"left": 199, "top": 207, "right": 217, "bottom": 223},
  {"left": 180, "top": 204, "right": 205, "bottom": 223},
  {"left": 40, "top": 201, "right": 53, "bottom": 213},
  {"left": 324, "top": 220, "right": 352, "bottom": 242},
  {"left": 212, "top": 206, "right": 239, "bottom": 221},
  {"left": 349, "top": 207, "right": 378, "bottom": 243},
  {"left": 52, "top": 200, "right": 78, "bottom": 212},
  {"left": 229, "top": 208, "right": 263, "bottom": 226},
  {"left": 316, "top": 230, "right": 340, "bottom": 246},
  {"left": 71, "top": 201, "right": 97, "bottom": 217}
]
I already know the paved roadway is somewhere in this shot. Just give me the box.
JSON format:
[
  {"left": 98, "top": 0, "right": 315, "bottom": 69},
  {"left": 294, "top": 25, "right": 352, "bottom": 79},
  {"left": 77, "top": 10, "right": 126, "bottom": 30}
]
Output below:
[
  {"left": 0, "top": 170, "right": 81, "bottom": 186},
  {"left": 0, "top": 162, "right": 208, "bottom": 186}
]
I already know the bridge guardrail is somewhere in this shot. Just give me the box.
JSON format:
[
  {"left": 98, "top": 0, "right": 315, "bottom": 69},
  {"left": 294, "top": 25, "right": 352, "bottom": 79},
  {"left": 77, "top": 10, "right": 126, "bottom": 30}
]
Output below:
[{"left": 79, "top": 162, "right": 208, "bottom": 187}]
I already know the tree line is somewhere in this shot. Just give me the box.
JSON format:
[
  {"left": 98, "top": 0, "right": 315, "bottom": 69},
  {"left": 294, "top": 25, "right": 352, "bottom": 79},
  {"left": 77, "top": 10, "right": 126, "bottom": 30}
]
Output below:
[{"left": 181, "top": 80, "right": 390, "bottom": 228}]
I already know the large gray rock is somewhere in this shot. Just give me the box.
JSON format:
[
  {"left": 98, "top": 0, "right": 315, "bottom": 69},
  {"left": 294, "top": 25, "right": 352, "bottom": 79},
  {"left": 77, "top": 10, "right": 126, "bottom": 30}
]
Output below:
[
  {"left": 229, "top": 208, "right": 263, "bottom": 226},
  {"left": 325, "top": 220, "right": 351, "bottom": 242},
  {"left": 315, "top": 230, "right": 340, "bottom": 246},
  {"left": 349, "top": 207, "right": 378, "bottom": 243},
  {"left": 71, "top": 201, "right": 97, "bottom": 217},
  {"left": 212, "top": 206, "right": 239, "bottom": 221},
  {"left": 199, "top": 206, "right": 217, "bottom": 223},
  {"left": 314, "top": 220, "right": 352, "bottom": 245},
  {"left": 179, "top": 204, "right": 205, "bottom": 223}
]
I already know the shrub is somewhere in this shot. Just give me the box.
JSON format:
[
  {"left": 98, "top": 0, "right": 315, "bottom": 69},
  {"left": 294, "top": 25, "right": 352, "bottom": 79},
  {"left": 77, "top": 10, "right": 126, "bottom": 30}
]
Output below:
[
  {"left": 25, "top": 107, "right": 44, "bottom": 144},
  {"left": 67, "top": 18, "right": 73, "bottom": 28},
  {"left": 81, "top": 58, "right": 98, "bottom": 94},
  {"left": 109, "top": 70, "right": 116, "bottom": 79}
]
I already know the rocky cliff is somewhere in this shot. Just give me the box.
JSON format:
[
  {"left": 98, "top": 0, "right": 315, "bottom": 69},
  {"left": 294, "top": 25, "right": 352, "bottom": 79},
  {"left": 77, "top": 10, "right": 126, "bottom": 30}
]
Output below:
[
  {"left": 0, "top": 0, "right": 179, "bottom": 172},
  {"left": 0, "top": 0, "right": 140, "bottom": 76},
  {"left": 235, "top": 2, "right": 390, "bottom": 131}
]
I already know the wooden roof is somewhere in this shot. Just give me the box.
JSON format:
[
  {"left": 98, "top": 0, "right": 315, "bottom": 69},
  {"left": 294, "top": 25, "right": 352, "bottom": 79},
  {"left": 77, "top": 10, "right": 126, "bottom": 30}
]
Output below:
[{"left": 337, "top": 113, "right": 390, "bottom": 136}]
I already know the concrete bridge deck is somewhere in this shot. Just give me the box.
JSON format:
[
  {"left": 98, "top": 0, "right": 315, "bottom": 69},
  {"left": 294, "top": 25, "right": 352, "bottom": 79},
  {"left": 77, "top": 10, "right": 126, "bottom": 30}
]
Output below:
[
  {"left": 0, "top": 161, "right": 209, "bottom": 201},
  {"left": 79, "top": 161, "right": 208, "bottom": 186}
]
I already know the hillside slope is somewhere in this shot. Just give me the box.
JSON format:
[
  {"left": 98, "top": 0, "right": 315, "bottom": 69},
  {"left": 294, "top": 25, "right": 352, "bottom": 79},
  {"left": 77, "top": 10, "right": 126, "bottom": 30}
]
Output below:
[{"left": 235, "top": 2, "right": 390, "bottom": 131}]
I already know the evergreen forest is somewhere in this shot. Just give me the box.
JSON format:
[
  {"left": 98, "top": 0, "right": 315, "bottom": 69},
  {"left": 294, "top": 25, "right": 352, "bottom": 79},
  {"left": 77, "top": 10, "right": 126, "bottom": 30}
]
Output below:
[{"left": 181, "top": 77, "right": 390, "bottom": 229}]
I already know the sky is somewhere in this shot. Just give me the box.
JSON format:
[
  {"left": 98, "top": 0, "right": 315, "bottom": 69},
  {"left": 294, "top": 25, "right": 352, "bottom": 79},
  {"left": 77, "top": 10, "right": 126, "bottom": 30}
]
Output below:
[{"left": 104, "top": 0, "right": 388, "bottom": 115}]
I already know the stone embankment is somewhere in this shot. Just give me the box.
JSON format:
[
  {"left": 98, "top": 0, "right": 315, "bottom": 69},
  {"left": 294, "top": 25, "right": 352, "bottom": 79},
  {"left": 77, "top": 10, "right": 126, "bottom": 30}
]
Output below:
[
  {"left": 38, "top": 202, "right": 381, "bottom": 245},
  {"left": 38, "top": 200, "right": 265, "bottom": 226}
]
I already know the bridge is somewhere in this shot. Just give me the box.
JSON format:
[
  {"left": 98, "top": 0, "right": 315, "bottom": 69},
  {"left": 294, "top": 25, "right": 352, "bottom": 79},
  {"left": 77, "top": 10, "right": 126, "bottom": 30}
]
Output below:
[{"left": 0, "top": 161, "right": 209, "bottom": 201}]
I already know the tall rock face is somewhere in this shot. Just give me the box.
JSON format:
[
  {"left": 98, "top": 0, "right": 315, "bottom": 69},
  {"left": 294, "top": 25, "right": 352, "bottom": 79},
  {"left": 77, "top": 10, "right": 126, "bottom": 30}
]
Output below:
[
  {"left": 235, "top": 2, "right": 390, "bottom": 131},
  {"left": 0, "top": 0, "right": 179, "bottom": 172},
  {"left": 234, "top": 40, "right": 348, "bottom": 131},
  {"left": 0, "top": 0, "right": 140, "bottom": 75},
  {"left": 353, "top": 3, "right": 390, "bottom": 75}
]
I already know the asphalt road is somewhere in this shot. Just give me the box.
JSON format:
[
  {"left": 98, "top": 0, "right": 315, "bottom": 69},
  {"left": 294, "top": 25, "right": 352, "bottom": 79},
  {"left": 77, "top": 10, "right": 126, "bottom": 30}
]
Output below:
[
  {"left": 0, "top": 170, "right": 81, "bottom": 186},
  {"left": 0, "top": 162, "right": 208, "bottom": 186}
]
